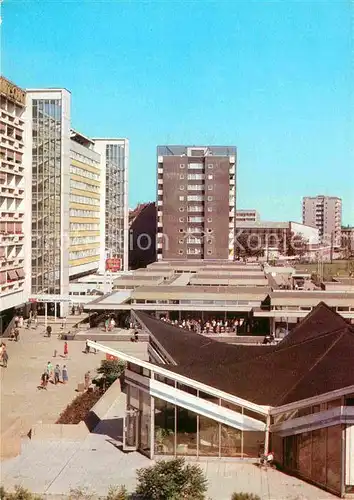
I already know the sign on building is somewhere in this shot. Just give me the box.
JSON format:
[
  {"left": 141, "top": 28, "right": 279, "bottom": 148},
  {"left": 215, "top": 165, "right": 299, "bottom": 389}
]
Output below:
[{"left": 106, "top": 258, "right": 121, "bottom": 272}]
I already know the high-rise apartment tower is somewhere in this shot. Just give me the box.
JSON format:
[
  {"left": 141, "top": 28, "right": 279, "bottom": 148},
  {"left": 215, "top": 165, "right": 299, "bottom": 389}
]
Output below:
[
  {"left": 302, "top": 195, "right": 342, "bottom": 247},
  {"left": 157, "top": 145, "right": 236, "bottom": 260}
]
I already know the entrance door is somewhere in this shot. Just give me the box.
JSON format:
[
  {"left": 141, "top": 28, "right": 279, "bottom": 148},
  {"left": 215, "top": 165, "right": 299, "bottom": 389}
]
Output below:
[{"left": 123, "top": 408, "right": 139, "bottom": 451}]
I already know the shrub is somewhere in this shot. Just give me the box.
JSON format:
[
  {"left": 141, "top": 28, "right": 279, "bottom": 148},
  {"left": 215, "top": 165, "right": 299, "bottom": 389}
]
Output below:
[
  {"left": 56, "top": 390, "right": 102, "bottom": 424},
  {"left": 0, "top": 485, "right": 42, "bottom": 500},
  {"left": 136, "top": 457, "right": 208, "bottom": 500},
  {"left": 69, "top": 487, "right": 94, "bottom": 500},
  {"left": 106, "top": 486, "right": 129, "bottom": 500},
  {"left": 231, "top": 494, "right": 261, "bottom": 500}
]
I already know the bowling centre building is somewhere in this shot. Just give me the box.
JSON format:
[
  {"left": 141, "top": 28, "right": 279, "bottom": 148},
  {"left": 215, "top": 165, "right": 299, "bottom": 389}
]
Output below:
[{"left": 89, "top": 302, "right": 354, "bottom": 498}]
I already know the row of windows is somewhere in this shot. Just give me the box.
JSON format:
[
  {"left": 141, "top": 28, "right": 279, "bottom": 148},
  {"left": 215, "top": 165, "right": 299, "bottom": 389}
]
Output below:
[
  {"left": 177, "top": 248, "right": 213, "bottom": 255},
  {"left": 70, "top": 223, "right": 100, "bottom": 230},
  {"left": 71, "top": 151, "right": 100, "bottom": 168},
  {"left": 179, "top": 206, "right": 213, "bottom": 212},
  {"left": 179, "top": 216, "right": 214, "bottom": 223},
  {"left": 69, "top": 209, "right": 100, "bottom": 218},
  {"left": 69, "top": 248, "right": 99, "bottom": 260},
  {"left": 180, "top": 163, "right": 214, "bottom": 169},
  {"left": 179, "top": 227, "right": 213, "bottom": 234},
  {"left": 70, "top": 235, "right": 100, "bottom": 245},
  {"left": 180, "top": 185, "right": 214, "bottom": 191},
  {"left": 70, "top": 165, "right": 100, "bottom": 181},
  {"left": 179, "top": 237, "right": 213, "bottom": 244},
  {"left": 178, "top": 195, "right": 214, "bottom": 202},
  {"left": 70, "top": 194, "right": 100, "bottom": 206},
  {"left": 70, "top": 179, "right": 100, "bottom": 193}
]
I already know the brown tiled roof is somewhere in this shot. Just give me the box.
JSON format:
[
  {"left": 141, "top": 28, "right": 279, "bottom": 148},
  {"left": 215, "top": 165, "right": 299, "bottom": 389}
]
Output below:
[{"left": 134, "top": 302, "right": 354, "bottom": 407}]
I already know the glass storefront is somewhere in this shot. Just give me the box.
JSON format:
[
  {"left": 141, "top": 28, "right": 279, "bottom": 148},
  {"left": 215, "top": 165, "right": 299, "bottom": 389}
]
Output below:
[
  {"left": 284, "top": 425, "right": 343, "bottom": 495},
  {"left": 153, "top": 396, "right": 265, "bottom": 459}
]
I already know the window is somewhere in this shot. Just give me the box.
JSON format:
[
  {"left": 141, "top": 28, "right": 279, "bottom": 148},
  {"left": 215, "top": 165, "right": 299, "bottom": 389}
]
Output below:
[
  {"left": 208, "top": 185, "right": 213, "bottom": 190},
  {"left": 208, "top": 164, "right": 213, "bottom": 169},
  {"left": 178, "top": 239, "right": 184, "bottom": 244},
  {"left": 179, "top": 185, "right": 185, "bottom": 190},
  {"left": 179, "top": 196, "right": 185, "bottom": 201},
  {"left": 188, "top": 163, "right": 203, "bottom": 170},
  {"left": 179, "top": 207, "right": 184, "bottom": 212},
  {"left": 207, "top": 218, "right": 212, "bottom": 222},
  {"left": 180, "top": 164, "right": 185, "bottom": 169},
  {"left": 188, "top": 205, "right": 203, "bottom": 212},
  {"left": 188, "top": 216, "right": 204, "bottom": 223},
  {"left": 207, "top": 196, "right": 213, "bottom": 201},
  {"left": 188, "top": 174, "right": 204, "bottom": 180},
  {"left": 207, "top": 250, "right": 212, "bottom": 255},
  {"left": 180, "top": 174, "right": 185, "bottom": 179},
  {"left": 207, "top": 228, "right": 213, "bottom": 233},
  {"left": 179, "top": 217, "right": 185, "bottom": 222},
  {"left": 188, "top": 195, "right": 203, "bottom": 201},
  {"left": 178, "top": 249, "right": 184, "bottom": 254},
  {"left": 187, "top": 184, "right": 203, "bottom": 191},
  {"left": 207, "top": 239, "right": 213, "bottom": 244},
  {"left": 179, "top": 229, "right": 184, "bottom": 233},
  {"left": 208, "top": 174, "right": 213, "bottom": 180},
  {"left": 207, "top": 207, "right": 212, "bottom": 212}
]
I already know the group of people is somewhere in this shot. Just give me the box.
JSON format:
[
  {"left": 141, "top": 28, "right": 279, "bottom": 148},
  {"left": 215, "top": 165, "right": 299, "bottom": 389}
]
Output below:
[
  {"left": 40, "top": 361, "right": 69, "bottom": 389},
  {"left": 159, "top": 316, "right": 246, "bottom": 335},
  {"left": 0, "top": 342, "right": 9, "bottom": 367},
  {"left": 14, "top": 312, "right": 38, "bottom": 330},
  {"left": 104, "top": 317, "right": 116, "bottom": 332}
]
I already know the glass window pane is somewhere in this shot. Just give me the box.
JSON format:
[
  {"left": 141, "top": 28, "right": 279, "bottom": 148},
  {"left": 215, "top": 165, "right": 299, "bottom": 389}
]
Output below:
[
  {"left": 326, "top": 425, "right": 342, "bottom": 493},
  {"left": 220, "top": 424, "right": 242, "bottom": 457},
  {"left": 154, "top": 397, "right": 175, "bottom": 455},
  {"left": 311, "top": 428, "right": 327, "bottom": 485},
  {"left": 176, "top": 406, "right": 197, "bottom": 455},
  {"left": 243, "top": 431, "right": 265, "bottom": 458},
  {"left": 199, "top": 415, "right": 220, "bottom": 457}
]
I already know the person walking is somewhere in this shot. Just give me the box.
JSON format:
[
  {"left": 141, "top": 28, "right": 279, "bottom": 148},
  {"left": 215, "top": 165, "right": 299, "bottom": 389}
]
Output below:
[
  {"left": 14, "top": 328, "right": 19, "bottom": 342},
  {"left": 93, "top": 340, "right": 97, "bottom": 354},
  {"left": 46, "top": 361, "right": 53, "bottom": 380},
  {"left": 40, "top": 371, "right": 49, "bottom": 389},
  {"left": 19, "top": 315, "right": 24, "bottom": 328},
  {"left": 14, "top": 315, "right": 19, "bottom": 329},
  {"left": 84, "top": 340, "right": 90, "bottom": 354},
  {"left": 2, "top": 349, "right": 8, "bottom": 368},
  {"left": 63, "top": 341, "right": 68, "bottom": 358},
  {"left": 54, "top": 364, "right": 61, "bottom": 384},
  {"left": 46, "top": 325, "right": 52, "bottom": 337},
  {"left": 84, "top": 370, "right": 91, "bottom": 390},
  {"left": 62, "top": 365, "right": 68, "bottom": 384}
]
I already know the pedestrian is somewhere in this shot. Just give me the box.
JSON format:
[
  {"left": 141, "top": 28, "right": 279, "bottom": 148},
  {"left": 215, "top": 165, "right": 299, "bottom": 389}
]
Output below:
[
  {"left": 46, "top": 361, "right": 53, "bottom": 380},
  {"left": 14, "top": 314, "right": 19, "bottom": 328},
  {"left": 62, "top": 365, "right": 68, "bottom": 384},
  {"left": 2, "top": 349, "right": 8, "bottom": 368},
  {"left": 19, "top": 315, "right": 24, "bottom": 328},
  {"left": 85, "top": 340, "right": 90, "bottom": 354},
  {"left": 33, "top": 315, "right": 38, "bottom": 329},
  {"left": 71, "top": 305, "right": 75, "bottom": 316},
  {"left": 84, "top": 370, "right": 91, "bottom": 390},
  {"left": 54, "top": 364, "right": 61, "bottom": 384},
  {"left": 64, "top": 341, "right": 68, "bottom": 358},
  {"left": 40, "top": 371, "right": 49, "bottom": 389},
  {"left": 105, "top": 318, "right": 109, "bottom": 332},
  {"left": 110, "top": 317, "right": 116, "bottom": 330},
  {"left": 93, "top": 340, "right": 97, "bottom": 354},
  {"left": 27, "top": 317, "right": 31, "bottom": 329},
  {"left": 14, "top": 328, "right": 19, "bottom": 342},
  {"left": 46, "top": 325, "right": 52, "bottom": 337}
]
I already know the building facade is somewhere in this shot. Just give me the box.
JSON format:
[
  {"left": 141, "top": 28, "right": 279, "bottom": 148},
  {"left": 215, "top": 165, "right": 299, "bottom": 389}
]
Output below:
[
  {"left": 93, "top": 139, "right": 129, "bottom": 272},
  {"left": 157, "top": 145, "right": 236, "bottom": 261},
  {"left": 69, "top": 130, "right": 102, "bottom": 277},
  {"left": 0, "top": 77, "right": 30, "bottom": 329},
  {"left": 236, "top": 209, "right": 260, "bottom": 223},
  {"left": 129, "top": 202, "right": 157, "bottom": 270},
  {"left": 24, "top": 89, "right": 71, "bottom": 308},
  {"left": 341, "top": 226, "right": 354, "bottom": 256},
  {"left": 302, "top": 195, "right": 342, "bottom": 247}
]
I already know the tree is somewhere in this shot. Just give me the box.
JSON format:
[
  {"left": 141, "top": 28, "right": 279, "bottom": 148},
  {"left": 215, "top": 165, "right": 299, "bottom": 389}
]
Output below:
[
  {"left": 231, "top": 494, "right": 261, "bottom": 500},
  {"left": 235, "top": 231, "right": 264, "bottom": 259},
  {"left": 136, "top": 457, "right": 208, "bottom": 500},
  {"left": 94, "top": 359, "right": 126, "bottom": 390},
  {"left": 279, "top": 231, "right": 308, "bottom": 258}
]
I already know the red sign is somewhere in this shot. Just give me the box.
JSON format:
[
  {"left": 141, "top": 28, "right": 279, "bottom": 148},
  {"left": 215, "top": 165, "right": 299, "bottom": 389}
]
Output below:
[
  {"left": 29, "top": 298, "right": 37, "bottom": 303},
  {"left": 106, "top": 258, "right": 121, "bottom": 272},
  {"left": 106, "top": 354, "right": 118, "bottom": 361}
]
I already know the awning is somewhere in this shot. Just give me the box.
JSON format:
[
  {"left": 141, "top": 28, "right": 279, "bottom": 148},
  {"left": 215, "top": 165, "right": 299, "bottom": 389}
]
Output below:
[
  {"left": 7, "top": 270, "right": 17, "bottom": 280},
  {"left": 16, "top": 269, "right": 25, "bottom": 278}
]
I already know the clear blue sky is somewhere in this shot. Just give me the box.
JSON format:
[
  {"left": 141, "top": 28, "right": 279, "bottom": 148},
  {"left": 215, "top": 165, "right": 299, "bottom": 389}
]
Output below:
[{"left": 2, "top": 0, "right": 353, "bottom": 224}]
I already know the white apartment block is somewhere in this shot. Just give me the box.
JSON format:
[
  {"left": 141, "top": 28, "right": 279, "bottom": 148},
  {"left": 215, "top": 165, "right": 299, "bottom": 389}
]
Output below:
[
  {"left": 0, "top": 77, "right": 31, "bottom": 321},
  {"left": 302, "top": 195, "right": 342, "bottom": 247},
  {"left": 93, "top": 139, "right": 129, "bottom": 272}
]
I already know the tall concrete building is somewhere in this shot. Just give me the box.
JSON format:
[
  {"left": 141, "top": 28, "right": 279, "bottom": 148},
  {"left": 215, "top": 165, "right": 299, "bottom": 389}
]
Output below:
[
  {"left": 69, "top": 130, "right": 102, "bottom": 277},
  {"left": 302, "top": 195, "right": 342, "bottom": 247},
  {"left": 0, "top": 77, "right": 30, "bottom": 330},
  {"left": 94, "top": 139, "right": 129, "bottom": 272},
  {"left": 24, "top": 89, "right": 71, "bottom": 308},
  {"left": 157, "top": 145, "right": 236, "bottom": 260}
]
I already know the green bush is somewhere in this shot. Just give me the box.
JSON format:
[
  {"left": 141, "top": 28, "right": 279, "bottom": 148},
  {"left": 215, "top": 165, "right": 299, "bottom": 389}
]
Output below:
[
  {"left": 95, "top": 359, "right": 126, "bottom": 390},
  {"left": 136, "top": 457, "right": 208, "bottom": 500},
  {"left": 231, "top": 494, "right": 261, "bottom": 500}
]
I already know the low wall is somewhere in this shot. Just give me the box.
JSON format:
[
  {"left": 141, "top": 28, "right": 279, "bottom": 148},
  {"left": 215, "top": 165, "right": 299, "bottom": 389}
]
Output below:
[
  {"left": 31, "top": 421, "right": 89, "bottom": 441},
  {"left": 0, "top": 417, "right": 22, "bottom": 459},
  {"left": 85, "top": 378, "right": 122, "bottom": 431}
]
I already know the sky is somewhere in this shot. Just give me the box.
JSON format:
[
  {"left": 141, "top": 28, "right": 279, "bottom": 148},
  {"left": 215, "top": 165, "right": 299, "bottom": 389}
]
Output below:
[{"left": 1, "top": 0, "right": 353, "bottom": 224}]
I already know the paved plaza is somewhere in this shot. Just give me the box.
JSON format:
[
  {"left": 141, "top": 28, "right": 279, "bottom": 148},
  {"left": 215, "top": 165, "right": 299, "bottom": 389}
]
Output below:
[
  {"left": 0, "top": 326, "right": 337, "bottom": 499},
  {"left": 0, "top": 325, "right": 147, "bottom": 438}
]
